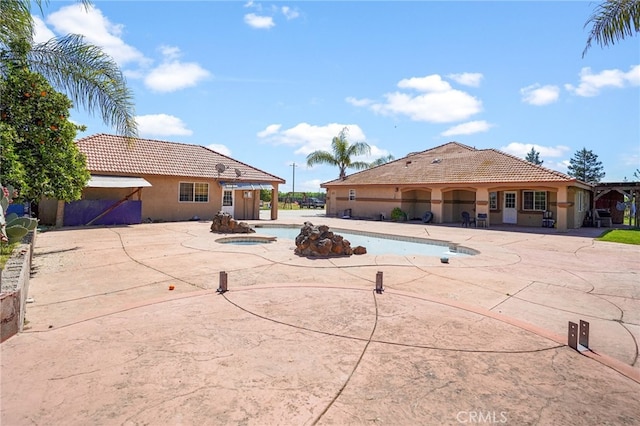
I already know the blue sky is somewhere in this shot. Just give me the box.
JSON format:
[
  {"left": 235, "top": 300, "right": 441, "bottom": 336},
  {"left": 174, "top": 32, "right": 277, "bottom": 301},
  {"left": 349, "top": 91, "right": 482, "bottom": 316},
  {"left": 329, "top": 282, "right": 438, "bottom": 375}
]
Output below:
[{"left": 33, "top": 1, "right": 639, "bottom": 193}]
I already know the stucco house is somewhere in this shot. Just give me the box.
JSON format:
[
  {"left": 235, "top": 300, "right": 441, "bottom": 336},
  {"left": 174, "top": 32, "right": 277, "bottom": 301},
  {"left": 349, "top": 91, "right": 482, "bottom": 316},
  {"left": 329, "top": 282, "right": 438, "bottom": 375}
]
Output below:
[
  {"left": 39, "top": 134, "right": 285, "bottom": 226},
  {"left": 321, "top": 142, "right": 593, "bottom": 231}
]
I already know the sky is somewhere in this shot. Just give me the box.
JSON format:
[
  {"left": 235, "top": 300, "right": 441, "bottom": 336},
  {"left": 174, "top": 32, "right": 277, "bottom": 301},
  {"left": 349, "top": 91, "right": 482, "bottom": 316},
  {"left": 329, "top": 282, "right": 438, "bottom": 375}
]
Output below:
[{"left": 32, "top": 1, "right": 640, "bottom": 193}]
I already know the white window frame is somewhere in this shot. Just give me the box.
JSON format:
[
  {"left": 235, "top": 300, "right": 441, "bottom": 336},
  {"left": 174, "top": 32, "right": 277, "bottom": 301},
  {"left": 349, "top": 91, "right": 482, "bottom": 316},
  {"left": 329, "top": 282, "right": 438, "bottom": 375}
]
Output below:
[
  {"left": 222, "top": 190, "right": 233, "bottom": 206},
  {"left": 577, "top": 191, "right": 584, "bottom": 212},
  {"left": 489, "top": 192, "right": 497, "bottom": 210},
  {"left": 179, "top": 182, "right": 209, "bottom": 203},
  {"left": 522, "top": 190, "right": 546, "bottom": 211},
  {"left": 348, "top": 189, "right": 356, "bottom": 201}
]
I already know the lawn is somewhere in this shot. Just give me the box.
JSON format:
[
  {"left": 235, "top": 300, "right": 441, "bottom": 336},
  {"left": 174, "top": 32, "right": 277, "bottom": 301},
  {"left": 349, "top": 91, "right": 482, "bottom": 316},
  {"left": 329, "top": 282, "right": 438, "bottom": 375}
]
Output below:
[{"left": 597, "top": 229, "right": 640, "bottom": 245}]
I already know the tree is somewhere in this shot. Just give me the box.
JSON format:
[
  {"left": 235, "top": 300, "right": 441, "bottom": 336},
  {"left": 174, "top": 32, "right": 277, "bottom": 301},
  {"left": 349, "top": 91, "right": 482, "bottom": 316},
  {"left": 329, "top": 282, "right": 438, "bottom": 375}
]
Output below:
[
  {"left": 583, "top": 0, "right": 640, "bottom": 57},
  {"left": 0, "top": 0, "right": 137, "bottom": 137},
  {"left": 567, "top": 148, "right": 606, "bottom": 184},
  {"left": 525, "top": 147, "right": 544, "bottom": 165},
  {"left": 0, "top": 50, "right": 90, "bottom": 204},
  {"left": 369, "top": 154, "right": 395, "bottom": 168},
  {"left": 634, "top": 168, "right": 640, "bottom": 180},
  {"left": 306, "top": 128, "right": 371, "bottom": 179}
]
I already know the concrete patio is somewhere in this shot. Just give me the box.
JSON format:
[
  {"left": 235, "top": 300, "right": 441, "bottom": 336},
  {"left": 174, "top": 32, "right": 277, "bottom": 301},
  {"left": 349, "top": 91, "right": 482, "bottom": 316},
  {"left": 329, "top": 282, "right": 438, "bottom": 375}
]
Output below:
[{"left": 1, "top": 210, "right": 638, "bottom": 425}]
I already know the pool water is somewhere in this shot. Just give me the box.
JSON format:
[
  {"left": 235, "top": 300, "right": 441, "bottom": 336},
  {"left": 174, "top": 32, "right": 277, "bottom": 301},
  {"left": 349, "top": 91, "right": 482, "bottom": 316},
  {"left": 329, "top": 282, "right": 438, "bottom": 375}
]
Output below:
[{"left": 253, "top": 226, "right": 473, "bottom": 257}]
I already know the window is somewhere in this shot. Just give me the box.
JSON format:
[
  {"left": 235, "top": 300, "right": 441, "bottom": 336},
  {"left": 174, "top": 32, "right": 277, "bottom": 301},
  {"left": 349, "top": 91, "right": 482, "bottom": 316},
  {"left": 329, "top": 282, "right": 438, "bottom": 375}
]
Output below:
[
  {"left": 179, "top": 182, "right": 209, "bottom": 203},
  {"left": 523, "top": 190, "right": 546, "bottom": 211},
  {"left": 222, "top": 190, "right": 233, "bottom": 206},
  {"left": 349, "top": 189, "right": 356, "bottom": 201},
  {"left": 577, "top": 191, "right": 584, "bottom": 212},
  {"left": 489, "top": 192, "right": 497, "bottom": 210}
]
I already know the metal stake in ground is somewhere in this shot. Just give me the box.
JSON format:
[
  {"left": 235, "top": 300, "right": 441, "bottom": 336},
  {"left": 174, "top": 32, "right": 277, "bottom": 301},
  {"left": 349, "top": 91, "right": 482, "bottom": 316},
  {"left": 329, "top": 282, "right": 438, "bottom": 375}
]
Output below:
[
  {"left": 217, "top": 271, "right": 228, "bottom": 293},
  {"left": 375, "top": 271, "right": 384, "bottom": 294}
]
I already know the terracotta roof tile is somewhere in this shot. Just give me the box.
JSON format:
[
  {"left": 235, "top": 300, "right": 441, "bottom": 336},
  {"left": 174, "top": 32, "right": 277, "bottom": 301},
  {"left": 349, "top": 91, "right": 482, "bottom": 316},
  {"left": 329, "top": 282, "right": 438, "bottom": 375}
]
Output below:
[
  {"left": 323, "top": 142, "right": 580, "bottom": 186},
  {"left": 76, "top": 134, "right": 285, "bottom": 183}
]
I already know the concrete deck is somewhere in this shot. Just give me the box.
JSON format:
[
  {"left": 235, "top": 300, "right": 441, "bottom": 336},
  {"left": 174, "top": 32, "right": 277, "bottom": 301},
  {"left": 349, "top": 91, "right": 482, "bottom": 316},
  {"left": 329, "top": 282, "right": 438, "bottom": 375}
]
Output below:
[{"left": 2, "top": 210, "right": 639, "bottom": 425}]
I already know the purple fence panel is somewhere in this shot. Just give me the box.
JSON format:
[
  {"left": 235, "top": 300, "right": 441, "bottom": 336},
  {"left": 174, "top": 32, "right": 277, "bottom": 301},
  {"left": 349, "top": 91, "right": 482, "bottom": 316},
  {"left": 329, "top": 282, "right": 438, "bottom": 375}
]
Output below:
[{"left": 64, "top": 200, "right": 142, "bottom": 226}]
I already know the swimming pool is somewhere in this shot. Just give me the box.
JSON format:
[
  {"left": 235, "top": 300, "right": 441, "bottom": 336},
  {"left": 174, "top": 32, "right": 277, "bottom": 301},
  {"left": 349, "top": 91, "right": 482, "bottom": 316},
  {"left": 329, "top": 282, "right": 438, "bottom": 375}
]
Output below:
[{"left": 253, "top": 225, "right": 475, "bottom": 257}]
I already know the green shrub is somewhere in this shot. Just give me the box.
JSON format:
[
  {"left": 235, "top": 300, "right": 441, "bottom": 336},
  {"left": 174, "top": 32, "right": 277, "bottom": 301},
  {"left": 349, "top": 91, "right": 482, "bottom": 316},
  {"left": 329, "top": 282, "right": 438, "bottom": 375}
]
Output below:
[{"left": 390, "top": 207, "right": 407, "bottom": 222}]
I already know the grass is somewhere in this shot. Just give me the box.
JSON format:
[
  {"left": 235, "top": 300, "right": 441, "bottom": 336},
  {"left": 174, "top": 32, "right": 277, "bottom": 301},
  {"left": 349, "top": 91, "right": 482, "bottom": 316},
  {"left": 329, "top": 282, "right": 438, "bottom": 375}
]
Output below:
[
  {"left": 0, "top": 242, "right": 18, "bottom": 270},
  {"left": 597, "top": 229, "right": 640, "bottom": 245}
]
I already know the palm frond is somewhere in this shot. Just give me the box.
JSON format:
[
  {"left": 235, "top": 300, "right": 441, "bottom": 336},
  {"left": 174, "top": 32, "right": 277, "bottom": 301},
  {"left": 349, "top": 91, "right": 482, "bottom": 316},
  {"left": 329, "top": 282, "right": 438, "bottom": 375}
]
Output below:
[
  {"left": 26, "top": 34, "right": 137, "bottom": 137},
  {"left": 0, "top": 0, "right": 35, "bottom": 46},
  {"left": 306, "top": 151, "right": 337, "bottom": 168},
  {"left": 583, "top": 0, "right": 640, "bottom": 57}
]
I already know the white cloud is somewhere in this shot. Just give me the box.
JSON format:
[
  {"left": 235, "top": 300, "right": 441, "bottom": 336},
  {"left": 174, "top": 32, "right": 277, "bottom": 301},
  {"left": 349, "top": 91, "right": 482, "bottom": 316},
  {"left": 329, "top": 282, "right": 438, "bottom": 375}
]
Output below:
[
  {"left": 353, "top": 74, "right": 482, "bottom": 123},
  {"left": 398, "top": 75, "right": 451, "bottom": 92},
  {"left": 345, "top": 97, "right": 374, "bottom": 107},
  {"left": 46, "top": 4, "right": 147, "bottom": 66},
  {"left": 447, "top": 72, "right": 483, "bottom": 87},
  {"left": 565, "top": 65, "right": 640, "bottom": 97},
  {"left": 144, "top": 46, "right": 210, "bottom": 92},
  {"left": 500, "top": 142, "right": 570, "bottom": 159},
  {"left": 441, "top": 120, "right": 493, "bottom": 137},
  {"left": 256, "top": 122, "right": 391, "bottom": 161},
  {"left": 281, "top": 6, "right": 300, "bottom": 20},
  {"left": 206, "top": 144, "right": 232, "bottom": 157},
  {"left": 520, "top": 84, "right": 560, "bottom": 106},
  {"left": 136, "top": 114, "right": 192, "bottom": 137},
  {"left": 32, "top": 15, "right": 56, "bottom": 43},
  {"left": 244, "top": 13, "right": 275, "bottom": 29},
  {"left": 257, "top": 124, "right": 282, "bottom": 137}
]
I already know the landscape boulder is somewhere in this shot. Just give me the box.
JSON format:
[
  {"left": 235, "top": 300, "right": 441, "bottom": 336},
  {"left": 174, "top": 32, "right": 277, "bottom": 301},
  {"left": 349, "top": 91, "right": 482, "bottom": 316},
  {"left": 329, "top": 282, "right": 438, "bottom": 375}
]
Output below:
[
  {"left": 210, "top": 212, "right": 255, "bottom": 234},
  {"left": 294, "top": 222, "right": 366, "bottom": 257}
]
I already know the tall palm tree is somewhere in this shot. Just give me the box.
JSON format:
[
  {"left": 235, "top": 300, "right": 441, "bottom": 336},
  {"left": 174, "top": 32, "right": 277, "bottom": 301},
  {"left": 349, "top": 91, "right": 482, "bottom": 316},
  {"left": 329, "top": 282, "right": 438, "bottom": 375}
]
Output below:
[
  {"left": 0, "top": 0, "right": 137, "bottom": 137},
  {"left": 583, "top": 0, "right": 640, "bottom": 57},
  {"left": 306, "top": 128, "right": 371, "bottom": 180},
  {"left": 368, "top": 154, "right": 395, "bottom": 168}
]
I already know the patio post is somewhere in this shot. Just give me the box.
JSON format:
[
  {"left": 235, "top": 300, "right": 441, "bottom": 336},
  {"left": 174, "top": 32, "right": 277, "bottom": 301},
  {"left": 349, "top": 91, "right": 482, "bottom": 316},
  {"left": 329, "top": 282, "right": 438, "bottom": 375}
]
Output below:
[
  {"left": 431, "top": 188, "right": 443, "bottom": 223},
  {"left": 556, "top": 186, "right": 569, "bottom": 232}
]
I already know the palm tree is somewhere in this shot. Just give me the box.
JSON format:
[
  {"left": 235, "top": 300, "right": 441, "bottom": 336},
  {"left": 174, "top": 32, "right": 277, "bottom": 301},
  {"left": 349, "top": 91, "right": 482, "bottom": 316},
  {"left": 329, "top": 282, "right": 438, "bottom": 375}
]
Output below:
[
  {"left": 368, "top": 154, "right": 395, "bottom": 168},
  {"left": 583, "top": 0, "right": 640, "bottom": 57},
  {"left": 306, "top": 128, "right": 371, "bottom": 180},
  {"left": 0, "top": 0, "right": 137, "bottom": 137}
]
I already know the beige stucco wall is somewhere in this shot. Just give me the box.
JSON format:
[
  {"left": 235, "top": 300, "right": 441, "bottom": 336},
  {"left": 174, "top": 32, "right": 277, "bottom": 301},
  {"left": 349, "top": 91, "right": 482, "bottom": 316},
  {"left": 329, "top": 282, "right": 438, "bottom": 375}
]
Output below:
[
  {"left": 323, "top": 182, "right": 591, "bottom": 229},
  {"left": 326, "top": 186, "right": 400, "bottom": 219},
  {"left": 39, "top": 174, "right": 277, "bottom": 225}
]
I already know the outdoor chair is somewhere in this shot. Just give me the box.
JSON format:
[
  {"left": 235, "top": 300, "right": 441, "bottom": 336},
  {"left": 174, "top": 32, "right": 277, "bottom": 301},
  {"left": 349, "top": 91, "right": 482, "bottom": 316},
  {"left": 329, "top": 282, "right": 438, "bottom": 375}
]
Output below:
[
  {"left": 594, "top": 209, "right": 612, "bottom": 227},
  {"left": 461, "top": 211, "right": 475, "bottom": 227},
  {"left": 542, "top": 211, "right": 555, "bottom": 228},
  {"left": 476, "top": 213, "right": 488, "bottom": 228}
]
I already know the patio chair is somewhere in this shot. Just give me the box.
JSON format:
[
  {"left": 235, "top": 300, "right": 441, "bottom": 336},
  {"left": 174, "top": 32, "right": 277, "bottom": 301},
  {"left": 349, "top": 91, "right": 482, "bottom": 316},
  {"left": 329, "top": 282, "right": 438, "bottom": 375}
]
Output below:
[
  {"left": 594, "top": 209, "right": 612, "bottom": 227},
  {"left": 542, "top": 211, "right": 555, "bottom": 228},
  {"left": 461, "top": 211, "right": 475, "bottom": 227},
  {"left": 476, "top": 213, "right": 488, "bottom": 228}
]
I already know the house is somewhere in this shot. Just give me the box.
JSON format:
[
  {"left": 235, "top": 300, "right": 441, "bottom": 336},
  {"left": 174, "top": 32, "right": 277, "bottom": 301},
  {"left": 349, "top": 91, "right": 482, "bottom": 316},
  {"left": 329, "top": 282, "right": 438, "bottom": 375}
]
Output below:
[
  {"left": 321, "top": 142, "right": 593, "bottom": 231},
  {"left": 39, "top": 134, "right": 285, "bottom": 226}
]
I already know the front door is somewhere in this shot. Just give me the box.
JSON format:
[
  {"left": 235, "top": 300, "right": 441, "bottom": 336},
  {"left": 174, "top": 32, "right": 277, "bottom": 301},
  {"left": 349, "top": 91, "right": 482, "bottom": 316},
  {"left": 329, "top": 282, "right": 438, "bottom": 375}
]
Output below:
[
  {"left": 221, "top": 189, "right": 234, "bottom": 216},
  {"left": 503, "top": 191, "right": 517, "bottom": 224}
]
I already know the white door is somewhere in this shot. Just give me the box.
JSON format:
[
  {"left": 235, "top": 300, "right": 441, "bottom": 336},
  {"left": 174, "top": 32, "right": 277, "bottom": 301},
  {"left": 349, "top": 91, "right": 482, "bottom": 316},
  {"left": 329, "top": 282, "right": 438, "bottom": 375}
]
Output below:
[
  {"left": 503, "top": 191, "right": 517, "bottom": 224},
  {"left": 221, "top": 189, "right": 234, "bottom": 216}
]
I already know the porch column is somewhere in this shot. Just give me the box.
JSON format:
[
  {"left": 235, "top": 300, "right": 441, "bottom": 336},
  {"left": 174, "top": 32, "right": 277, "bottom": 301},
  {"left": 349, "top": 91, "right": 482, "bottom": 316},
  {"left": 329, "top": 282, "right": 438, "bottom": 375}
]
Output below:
[
  {"left": 475, "top": 188, "right": 490, "bottom": 227},
  {"left": 431, "top": 188, "right": 443, "bottom": 224},
  {"left": 270, "top": 186, "right": 279, "bottom": 220},
  {"left": 556, "top": 186, "right": 569, "bottom": 232}
]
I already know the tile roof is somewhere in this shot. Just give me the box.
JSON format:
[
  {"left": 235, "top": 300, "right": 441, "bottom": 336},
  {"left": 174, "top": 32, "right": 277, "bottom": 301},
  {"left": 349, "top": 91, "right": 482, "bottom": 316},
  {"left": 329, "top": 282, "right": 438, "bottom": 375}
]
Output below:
[
  {"left": 323, "top": 142, "right": 583, "bottom": 186},
  {"left": 76, "top": 134, "right": 285, "bottom": 183}
]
